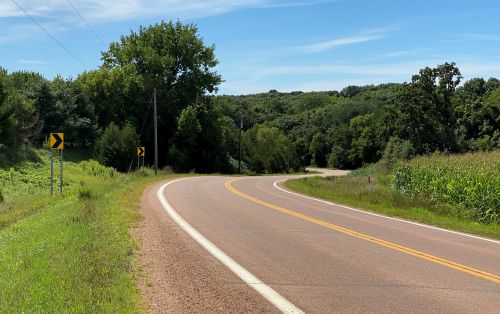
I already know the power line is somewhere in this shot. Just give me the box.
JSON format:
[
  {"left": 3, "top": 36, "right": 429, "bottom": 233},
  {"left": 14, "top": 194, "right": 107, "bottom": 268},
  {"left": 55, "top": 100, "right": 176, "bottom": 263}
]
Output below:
[
  {"left": 65, "top": 0, "right": 106, "bottom": 46},
  {"left": 9, "top": 0, "right": 87, "bottom": 69}
]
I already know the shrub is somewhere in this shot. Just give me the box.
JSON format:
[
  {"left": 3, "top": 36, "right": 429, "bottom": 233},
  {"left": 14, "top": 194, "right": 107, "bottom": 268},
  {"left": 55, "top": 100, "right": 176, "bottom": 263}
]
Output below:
[
  {"left": 94, "top": 122, "right": 138, "bottom": 172},
  {"left": 78, "top": 187, "right": 93, "bottom": 200},
  {"left": 383, "top": 136, "right": 415, "bottom": 162}
]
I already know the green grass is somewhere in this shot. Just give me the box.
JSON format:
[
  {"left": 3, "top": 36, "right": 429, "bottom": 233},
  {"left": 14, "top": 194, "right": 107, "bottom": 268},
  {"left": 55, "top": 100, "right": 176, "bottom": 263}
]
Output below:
[
  {"left": 286, "top": 161, "right": 500, "bottom": 240},
  {"left": 0, "top": 147, "right": 181, "bottom": 313}
]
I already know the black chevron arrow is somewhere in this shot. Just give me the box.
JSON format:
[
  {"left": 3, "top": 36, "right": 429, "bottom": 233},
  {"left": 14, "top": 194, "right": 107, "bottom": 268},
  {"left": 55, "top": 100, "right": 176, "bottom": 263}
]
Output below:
[
  {"left": 51, "top": 133, "right": 63, "bottom": 149},
  {"left": 138, "top": 147, "right": 144, "bottom": 156}
]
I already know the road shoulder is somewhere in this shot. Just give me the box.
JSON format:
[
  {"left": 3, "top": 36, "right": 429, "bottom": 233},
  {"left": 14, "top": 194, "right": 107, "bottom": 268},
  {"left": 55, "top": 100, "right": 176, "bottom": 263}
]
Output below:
[{"left": 133, "top": 179, "right": 278, "bottom": 313}]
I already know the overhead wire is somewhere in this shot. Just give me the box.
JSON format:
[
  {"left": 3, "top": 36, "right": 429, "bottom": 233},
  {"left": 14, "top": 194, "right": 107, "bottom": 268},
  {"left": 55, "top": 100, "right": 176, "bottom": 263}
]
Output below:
[
  {"left": 9, "top": 0, "right": 87, "bottom": 69},
  {"left": 65, "top": 0, "right": 106, "bottom": 47}
]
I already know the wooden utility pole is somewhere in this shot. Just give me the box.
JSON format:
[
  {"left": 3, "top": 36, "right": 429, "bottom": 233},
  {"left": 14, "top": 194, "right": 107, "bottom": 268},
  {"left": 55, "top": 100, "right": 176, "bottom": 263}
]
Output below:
[
  {"left": 239, "top": 113, "right": 242, "bottom": 174},
  {"left": 154, "top": 89, "right": 158, "bottom": 175}
]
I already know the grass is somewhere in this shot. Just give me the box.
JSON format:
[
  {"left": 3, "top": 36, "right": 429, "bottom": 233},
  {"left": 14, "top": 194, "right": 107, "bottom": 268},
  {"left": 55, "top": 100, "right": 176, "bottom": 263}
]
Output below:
[
  {"left": 0, "top": 147, "right": 181, "bottom": 313},
  {"left": 285, "top": 157, "right": 500, "bottom": 240}
]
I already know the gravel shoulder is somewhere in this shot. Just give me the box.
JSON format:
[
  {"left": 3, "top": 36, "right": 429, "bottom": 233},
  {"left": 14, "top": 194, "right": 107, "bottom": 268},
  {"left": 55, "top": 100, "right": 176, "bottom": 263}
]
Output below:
[{"left": 133, "top": 180, "right": 278, "bottom": 313}]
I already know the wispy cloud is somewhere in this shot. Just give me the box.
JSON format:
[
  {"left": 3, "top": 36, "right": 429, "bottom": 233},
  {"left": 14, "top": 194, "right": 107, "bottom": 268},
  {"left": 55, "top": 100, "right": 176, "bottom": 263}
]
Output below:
[
  {"left": 0, "top": 21, "right": 68, "bottom": 44},
  {"left": 219, "top": 59, "right": 500, "bottom": 94},
  {"left": 249, "top": 60, "right": 432, "bottom": 79},
  {"left": 0, "top": 0, "right": 335, "bottom": 22},
  {"left": 0, "top": 0, "right": 340, "bottom": 45},
  {"left": 300, "top": 34, "right": 383, "bottom": 53},
  {"left": 296, "top": 27, "right": 397, "bottom": 53},
  {"left": 257, "top": 0, "right": 338, "bottom": 9}
]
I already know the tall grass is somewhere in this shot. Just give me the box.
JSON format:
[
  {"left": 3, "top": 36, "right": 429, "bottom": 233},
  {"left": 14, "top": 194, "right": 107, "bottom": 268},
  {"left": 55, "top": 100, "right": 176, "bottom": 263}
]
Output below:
[
  {"left": 393, "top": 151, "right": 499, "bottom": 223},
  {"left": 0, "top": 147, "right": 178, "bottom": 312}
]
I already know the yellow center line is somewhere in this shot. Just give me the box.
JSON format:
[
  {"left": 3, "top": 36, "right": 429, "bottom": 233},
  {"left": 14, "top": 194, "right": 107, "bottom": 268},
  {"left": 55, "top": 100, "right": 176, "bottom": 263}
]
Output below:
[{"left": 225, "top": 179, "right": 500, "bottom": 284}]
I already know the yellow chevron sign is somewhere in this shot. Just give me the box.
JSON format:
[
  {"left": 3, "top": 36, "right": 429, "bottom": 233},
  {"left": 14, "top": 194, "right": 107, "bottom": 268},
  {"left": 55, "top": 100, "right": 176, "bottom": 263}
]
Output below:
[
  {"left": 137, "top": 147, "right": 145, "bottom": 157},
  {"left": 49, "top": 133, "right": 64, "bottom": 150}
]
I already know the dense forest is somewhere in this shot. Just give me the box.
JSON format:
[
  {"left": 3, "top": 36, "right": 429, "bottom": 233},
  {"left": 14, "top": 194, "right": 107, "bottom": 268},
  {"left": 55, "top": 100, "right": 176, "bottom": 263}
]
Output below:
[{"left": 1, "top": 21, "right": 499, "bottom": 173}]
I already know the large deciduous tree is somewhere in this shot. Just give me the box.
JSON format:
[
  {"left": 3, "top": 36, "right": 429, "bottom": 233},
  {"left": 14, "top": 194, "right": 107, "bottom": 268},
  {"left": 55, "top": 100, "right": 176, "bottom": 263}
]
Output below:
[
  {"left": 394, "top": 62, "right": 462, "bottom": 154},
  {"left": 101, "top": 20, "right": 222, "bottom": 166},
  {"left": 169, "top": 98, "right": 231, "bottom": 173}
]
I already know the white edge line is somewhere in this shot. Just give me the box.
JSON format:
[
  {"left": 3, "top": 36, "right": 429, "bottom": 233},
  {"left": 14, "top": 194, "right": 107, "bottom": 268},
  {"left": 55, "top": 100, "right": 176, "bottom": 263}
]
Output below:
[
  {"left": 157, "top": 178, "right": 304, "bottom": 314},
  {"left": 273, "top": 180, "right": 500, "bottom": 245}
]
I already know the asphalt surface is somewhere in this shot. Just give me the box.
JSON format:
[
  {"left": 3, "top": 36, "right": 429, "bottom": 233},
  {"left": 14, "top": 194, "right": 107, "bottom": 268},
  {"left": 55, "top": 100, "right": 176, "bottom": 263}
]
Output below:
[{"left": 148, "top": 174, "right": 500, "bottom": 313}]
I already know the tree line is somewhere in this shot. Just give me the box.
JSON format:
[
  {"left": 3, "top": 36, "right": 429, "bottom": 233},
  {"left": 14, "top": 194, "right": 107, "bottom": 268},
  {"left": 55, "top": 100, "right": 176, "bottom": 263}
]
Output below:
[{"left": 1, "top": 20, "right": 499, "bottom": 173}]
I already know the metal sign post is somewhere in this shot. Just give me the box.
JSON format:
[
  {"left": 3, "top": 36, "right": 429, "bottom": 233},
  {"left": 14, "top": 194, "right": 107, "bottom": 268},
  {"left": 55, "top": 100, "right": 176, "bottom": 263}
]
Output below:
[
  {"left": 50, "top": 150, "right": 54, "bottom": 195},
  {"left": 49, "top": 133, "right": 64, "bottom": 195},
  {"left": 60, "top": 150, "right": 63, "bottom": 193}
]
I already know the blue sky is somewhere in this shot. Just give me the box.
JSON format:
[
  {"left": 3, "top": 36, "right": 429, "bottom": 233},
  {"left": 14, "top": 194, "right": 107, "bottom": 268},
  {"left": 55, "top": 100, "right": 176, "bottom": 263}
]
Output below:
[{"left": 1, "top": 0, "right": 500, "bottom": 95}]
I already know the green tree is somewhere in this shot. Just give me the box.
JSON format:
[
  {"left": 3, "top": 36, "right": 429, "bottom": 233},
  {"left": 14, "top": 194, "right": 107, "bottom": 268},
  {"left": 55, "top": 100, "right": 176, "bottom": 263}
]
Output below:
[
  {"left": 50, "top": 76, "right": 98, "bottom": 146},
  {"left": 243, "top": 125, "right": 288, "bottom": 173},
  {"left": 95, "top": 122, "right": 138, "bottom": 171},
  {"left": 309, "top": 132, "right": 330, "bottom": 167},
  {"left": 101, "top": 21, "right": 222, "bottom": 165},
  {"left": 0, "top": 70, "right": 36, "bottom": 147},
  {"left": 349, "top": 113, "right": 382, "bottom": 166},
  {"left": 455, "top": 79, "right": 500, "bottom": 150},
  {"left": 327, "top": 124, "right": 352, "bottom": 169},
  {"left": 170, "top": 99, "right": 231, "bottom": 173},
  {"left": 76, "top": 66, "right": 146, "bottom": 130},
  {"left": 394, "top": 63, "right": 462, "bottom": 153}
]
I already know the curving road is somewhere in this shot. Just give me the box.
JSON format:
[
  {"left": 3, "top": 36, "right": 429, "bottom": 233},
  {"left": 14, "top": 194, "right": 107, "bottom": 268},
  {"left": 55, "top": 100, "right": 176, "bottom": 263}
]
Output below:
[{"left": 143, "top": 174, "right": 500, "bottom": 313}]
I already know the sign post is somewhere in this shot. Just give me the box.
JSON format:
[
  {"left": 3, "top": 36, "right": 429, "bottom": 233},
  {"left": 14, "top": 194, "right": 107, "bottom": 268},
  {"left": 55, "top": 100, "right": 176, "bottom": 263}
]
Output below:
[
  {"left": 137, "top": 147, "right": 145, "bottom": 170},
  {"left": 60, "top": 150, "right": 63, "bottom": 193},
  {"left": 49, "top": 133, "right": 64, "bottom": 194},
  {"left": 50, "top": 150, "right": 54, "bottom": 195}
]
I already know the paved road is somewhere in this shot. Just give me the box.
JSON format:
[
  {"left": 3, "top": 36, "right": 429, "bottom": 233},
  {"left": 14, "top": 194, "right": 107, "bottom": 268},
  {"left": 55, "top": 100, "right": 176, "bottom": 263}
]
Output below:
[{"left": 151, "top": 174, "right": 500, "bottom": 313}]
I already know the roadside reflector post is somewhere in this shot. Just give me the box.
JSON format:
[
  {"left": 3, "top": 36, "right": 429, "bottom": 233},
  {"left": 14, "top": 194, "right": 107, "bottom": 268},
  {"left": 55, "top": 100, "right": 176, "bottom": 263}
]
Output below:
[{"left": 368, "top": 176, "right": 372, "bottom": 194}]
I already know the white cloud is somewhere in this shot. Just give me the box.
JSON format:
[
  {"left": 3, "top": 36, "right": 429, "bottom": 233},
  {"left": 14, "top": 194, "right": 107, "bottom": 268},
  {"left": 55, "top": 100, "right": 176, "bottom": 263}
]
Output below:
[
  {"left": 0, "top": 0, "right": 339, "bottom": 45},
  {"left": 0, "top": 0, "right": 331, "bottom": 22},
  {"left": 0, "top": 21, "right": 68, "bottom": 44},
  {"left": 295, "top": 26, "right": 397, "bottom": 54},
  {"left": 299, "top": 34, "right": 384, "bottom": 53},
  {"left": 257, "top": 0, "right": 337, "bottom": 9},
  {"left": 219, "top": 59, "right": 500, "bottom": 94},
  {"left": 248, "top": 60, "right": 436, "bottom": 80}
]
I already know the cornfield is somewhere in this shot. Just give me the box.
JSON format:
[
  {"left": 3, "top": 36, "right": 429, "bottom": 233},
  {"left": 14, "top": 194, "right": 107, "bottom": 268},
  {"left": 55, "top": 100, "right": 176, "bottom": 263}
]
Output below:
[{"left": 393, "top": 151, "right": 500, "bottom": 223}]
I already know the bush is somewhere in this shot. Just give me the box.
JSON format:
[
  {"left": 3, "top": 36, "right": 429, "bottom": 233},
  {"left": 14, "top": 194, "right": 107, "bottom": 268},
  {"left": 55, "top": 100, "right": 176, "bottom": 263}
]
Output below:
[
  {"left": 94, "top": 122, "right": 138, "bottom": 172},
  {"left": 380, "top": 137, "right": 415, "bottom": 171},
  {"left": 383, "top": 136, "right": 415, "bottom": 162},
  {"left": 0, "top": 188, "right": 4, "bottom": 203},
  {"left": 78, "top": 187, "right": 93, "bottom": 200}
]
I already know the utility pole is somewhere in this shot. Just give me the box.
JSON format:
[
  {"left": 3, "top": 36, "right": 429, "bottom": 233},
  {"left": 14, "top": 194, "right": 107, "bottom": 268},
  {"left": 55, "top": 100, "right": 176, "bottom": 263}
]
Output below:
[
  {"left": 153, "top": 89, "right": 158, "bottom": 175},
  {"left": 238, "top": 113, "right": 242, "bottom": 174},
  {"left": 287, "top": 135, "right": 291, "bottom": 173}
]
